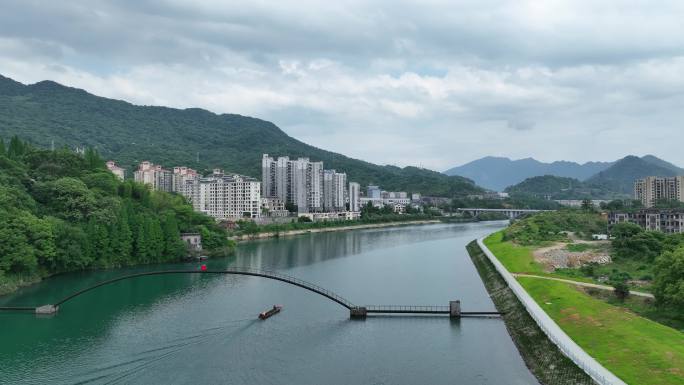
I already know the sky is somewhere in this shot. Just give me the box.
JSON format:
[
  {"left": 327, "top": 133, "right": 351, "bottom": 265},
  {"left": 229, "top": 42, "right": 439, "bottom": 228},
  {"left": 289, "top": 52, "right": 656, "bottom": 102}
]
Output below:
[{"left": 2, "top": 0, "right": 684, "bottom": 171}]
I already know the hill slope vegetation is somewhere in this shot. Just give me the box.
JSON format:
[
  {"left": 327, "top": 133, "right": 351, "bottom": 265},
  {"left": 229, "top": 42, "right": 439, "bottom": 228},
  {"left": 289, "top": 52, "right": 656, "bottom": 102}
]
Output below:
[{"left": 0, "top": 75, "right": 481, "bottom": 197}]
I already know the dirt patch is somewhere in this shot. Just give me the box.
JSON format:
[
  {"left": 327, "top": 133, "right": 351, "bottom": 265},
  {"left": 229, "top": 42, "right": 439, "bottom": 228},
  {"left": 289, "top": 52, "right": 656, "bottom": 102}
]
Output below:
[{"left": 534, "top": 241, "right": 611, "bottom": 271}]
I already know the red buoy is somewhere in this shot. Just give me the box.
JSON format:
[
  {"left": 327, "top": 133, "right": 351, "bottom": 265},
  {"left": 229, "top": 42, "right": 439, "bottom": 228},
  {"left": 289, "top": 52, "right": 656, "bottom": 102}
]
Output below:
[{"left": 200, "top": 264, "right": 207, "bottom": 271}]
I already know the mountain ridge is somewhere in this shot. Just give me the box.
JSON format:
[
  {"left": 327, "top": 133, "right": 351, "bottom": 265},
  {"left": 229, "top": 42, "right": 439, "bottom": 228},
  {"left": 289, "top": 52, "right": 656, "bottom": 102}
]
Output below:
[
  {"left": 444, "top": 156, "right": 613, "bottom": 191},
  {"left": 0, "top": 74, "right": 482, "bottom": 197}
]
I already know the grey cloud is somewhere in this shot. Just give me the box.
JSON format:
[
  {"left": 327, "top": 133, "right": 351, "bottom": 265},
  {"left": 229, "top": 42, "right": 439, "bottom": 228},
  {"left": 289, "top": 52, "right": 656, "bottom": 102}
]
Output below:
[{"left": 2, "top": 0, "right": 684, "bottom": 169}]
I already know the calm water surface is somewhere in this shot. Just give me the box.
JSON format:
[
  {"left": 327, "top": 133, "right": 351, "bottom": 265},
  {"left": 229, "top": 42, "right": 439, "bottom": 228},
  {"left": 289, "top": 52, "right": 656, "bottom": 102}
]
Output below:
[{"left": 0, "top": 221, "right": 538, "bottom": 384}]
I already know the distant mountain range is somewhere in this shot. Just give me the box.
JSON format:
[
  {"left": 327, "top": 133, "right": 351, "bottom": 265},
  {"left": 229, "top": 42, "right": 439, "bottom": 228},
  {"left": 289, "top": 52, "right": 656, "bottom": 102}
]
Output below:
[
  {"left": 0, "top": 74, "right": 482, "bottom": 197},
  {"left": 587, "top": 155, "right": 683, "bottom": 194},
  {"left": 500, "top": 155, "right": 684, "bottom": 199},
  {"left": 446, "top": 155, "right": 684, "bottom": 194},
  {"left": 443, "top": 157, "right": 613, "bottom": 191}
]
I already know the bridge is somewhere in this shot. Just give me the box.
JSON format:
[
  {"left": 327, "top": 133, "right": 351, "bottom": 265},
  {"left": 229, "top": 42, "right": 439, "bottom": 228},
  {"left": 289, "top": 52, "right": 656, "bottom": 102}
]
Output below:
[
  {"left": 457, "top": 207, "right": 553, "bottom": 219},
  {"left": 1, "top": 267, "right": 500, "bottom": 319}
]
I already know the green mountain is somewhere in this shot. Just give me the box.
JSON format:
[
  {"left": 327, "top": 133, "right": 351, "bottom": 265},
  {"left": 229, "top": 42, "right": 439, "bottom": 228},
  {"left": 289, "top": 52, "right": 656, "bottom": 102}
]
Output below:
[
  {"left": 641, "top": 154, "right": 684, "bottom": 174},
  {"left": 504, "top": 175, "right": 624, "bottom": 200},
  {"left": 587, "top": 155, "right": 680, "bottom": 194},
  {"left": 0, "top": 75, "right": 481, "bottom": 197}
]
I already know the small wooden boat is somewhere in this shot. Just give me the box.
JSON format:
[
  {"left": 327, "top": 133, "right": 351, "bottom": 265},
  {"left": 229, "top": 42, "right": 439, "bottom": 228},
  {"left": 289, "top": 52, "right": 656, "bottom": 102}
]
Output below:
[{"left": 258, "top": 305, "right": 282, "bottom": 320}]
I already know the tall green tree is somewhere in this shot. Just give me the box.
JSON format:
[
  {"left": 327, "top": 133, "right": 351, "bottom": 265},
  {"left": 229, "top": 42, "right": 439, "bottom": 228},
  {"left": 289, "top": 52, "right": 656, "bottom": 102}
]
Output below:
[
  {"left": 0, "top": 137, "right": 6, "bottom": 156},
  {"left": 653, "top": 247, "right": 684, "bottom": 310},
  {"left": 110, "top": 208, "right": 133, "bottom": 265},
  {"left": 7, "top": 135, "right": 25, "bottom": 159},
  {"left": 162, "top": 213, "right": 185, "bottom": 260},
  {"left": 134, "top": 214, "right": 150, "bottom": 263},
  {"left": 147, "top": 217, "right": 164, "bottom": 262}
]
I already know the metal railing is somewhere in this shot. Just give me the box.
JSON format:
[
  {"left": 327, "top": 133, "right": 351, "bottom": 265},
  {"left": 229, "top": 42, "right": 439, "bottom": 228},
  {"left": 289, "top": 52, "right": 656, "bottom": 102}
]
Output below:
[
  {"left": 224, "top": 267, "right": 355, "bottom": 309},
  {"left": 365, "top": 305, "right": 450, "bottom": 313}
]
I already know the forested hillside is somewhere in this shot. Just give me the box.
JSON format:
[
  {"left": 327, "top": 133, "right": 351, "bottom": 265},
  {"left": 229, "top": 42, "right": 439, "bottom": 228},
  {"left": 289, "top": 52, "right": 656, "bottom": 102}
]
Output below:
[
  {"left": 504, "top": 175, "right": 627, "bottom": 200},
  {"left": 0, "top": 137, "right": 231, "bottom": 294},
  {"left": 587, "top": 155, "right": 680, "bottom": 194},
  {"left": 0, "top": 75, "right": 482, "bottom": 197}
]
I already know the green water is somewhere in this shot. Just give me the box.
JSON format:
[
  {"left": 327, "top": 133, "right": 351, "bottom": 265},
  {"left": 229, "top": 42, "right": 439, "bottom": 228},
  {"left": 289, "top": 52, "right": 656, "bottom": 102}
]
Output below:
[{"left": 0, "top": 222, "right": 538, "bottom": 384}]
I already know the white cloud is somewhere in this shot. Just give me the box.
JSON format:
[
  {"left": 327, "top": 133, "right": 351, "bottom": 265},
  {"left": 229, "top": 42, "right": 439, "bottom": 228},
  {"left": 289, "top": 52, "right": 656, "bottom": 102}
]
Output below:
[{"left": 2, "top": 0, "right": 684, "bottom": 170}]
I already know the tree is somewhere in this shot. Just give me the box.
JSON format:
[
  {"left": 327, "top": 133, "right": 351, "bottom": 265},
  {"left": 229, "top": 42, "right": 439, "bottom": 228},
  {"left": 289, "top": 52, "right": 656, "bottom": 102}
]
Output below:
[
  {"left": 134, "top": 214, "right": 150, "bottom": 263},
  {"left": 7, "top": 135, "right": 25, "bottom": 159},
  {"left": 0, "top": 137, "right": 6, "bottom": 157},
  {"left": 653, "top": 247, "right": 684, "bottom": 310},
  {"left": 285, "top": 202, "right": 298, "bottom": 213},
  {"left": 49, "top": 218, "right": 91, "bottom": 271},
  {"left": 147, "top": 217, "right": 164, "bottom": 262},
  {"left": 162, "top": 213, "right": 185, "bottom": 260},
  {"left": 110, "top": 208, "right": 133, "bottom": 265},
  {"left": 609, "top": 272, "right": 631, "bottom": 301},
  {"left": 34, "top": 177, "right": 96, "bottom": 221},
  {"left": 84, "top": 147, "right": 105, "bottom": 170},
  {"left": 581, "top": 199, "right": 593, "bottom": 211}
]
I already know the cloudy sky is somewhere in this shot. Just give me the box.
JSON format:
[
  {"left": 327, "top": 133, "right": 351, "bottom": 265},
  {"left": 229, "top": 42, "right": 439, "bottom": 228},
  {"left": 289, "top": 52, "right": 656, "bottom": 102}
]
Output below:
[{"left": 2, "top": 1, "right": 684, "bottom": 170}]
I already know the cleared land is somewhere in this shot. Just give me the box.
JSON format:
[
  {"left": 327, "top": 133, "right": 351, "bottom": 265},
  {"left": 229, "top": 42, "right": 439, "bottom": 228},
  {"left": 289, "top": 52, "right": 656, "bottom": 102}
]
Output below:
[{"left": 485, "top": 232, "right": 684, "bottom": 385}]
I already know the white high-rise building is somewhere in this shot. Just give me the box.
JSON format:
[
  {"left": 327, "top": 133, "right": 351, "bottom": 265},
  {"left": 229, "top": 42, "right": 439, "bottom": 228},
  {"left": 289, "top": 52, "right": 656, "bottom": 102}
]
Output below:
[
  {"left": 349, "top": 182, "right": 361, "bottom": 212},
  {"left": 197, "top": 170, "right": 261, "bottom": 220},
  {"left": 307, "top": 161, "right": 324, "bottom": 212},
  {"left": 322, "top": 170, "right": 347, "bottom": 211},
  {"left": 261, "top": 154, "right": 277, "bottom": 198},
  {"left": 172, "top": 166, "right": 200, "bottom": 205},
  {"left": 262, "top": 155, "right": 328, "bottom": 213},
  {"left": 134, "top": 161, "right": 172, "bottom": 192}
]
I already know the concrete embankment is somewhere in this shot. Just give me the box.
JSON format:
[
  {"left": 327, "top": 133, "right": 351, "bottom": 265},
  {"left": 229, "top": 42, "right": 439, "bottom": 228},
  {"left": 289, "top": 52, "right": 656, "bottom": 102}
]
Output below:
[
  {"left": 466, "top": 241, "right": 597, "bottom": 385},
  {"left": 229, "top": 220, "right": 442, "bottom": 242}
]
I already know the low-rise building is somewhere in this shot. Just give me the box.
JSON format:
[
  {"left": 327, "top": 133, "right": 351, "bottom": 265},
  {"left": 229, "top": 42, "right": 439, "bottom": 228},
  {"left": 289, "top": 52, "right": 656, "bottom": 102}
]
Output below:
[
  {"left": 609, "top": 209, "right": 684, "bottom": 233},
  {"left": 106, "top": 161, "right": 125, "bottom": 180},
  {"left": 180, "top": 233, "right": 202, "bottom": 252},
  {"left": 298, "top": 211, "right": 361, "bottom": 222},
  {"left": 261, "top": 197, "right": 289, "bottom": 217}
]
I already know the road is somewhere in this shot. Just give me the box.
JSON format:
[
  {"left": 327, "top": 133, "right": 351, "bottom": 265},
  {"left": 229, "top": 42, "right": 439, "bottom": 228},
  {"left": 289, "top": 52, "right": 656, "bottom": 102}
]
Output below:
[{"left": 512, "top": 273, "right": 655, "bottom": 299}]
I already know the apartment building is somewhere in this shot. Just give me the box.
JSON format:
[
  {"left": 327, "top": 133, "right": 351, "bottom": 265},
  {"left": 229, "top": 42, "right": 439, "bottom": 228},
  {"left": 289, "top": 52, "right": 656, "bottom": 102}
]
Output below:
[
  {"left": 263, "top": 154, "right": 352, "bottom": 213},
  {"left": 609, "top": 209, "right": 684, "bottom": 233},
  {"left": 172, "top": 166, "right": 200, "bottom": 204},
  {"left": 323, "top": 170, "right": 347, "bottom": 211},
  {"left": 634, "top": 176, "right": 684, "bottom": 208},
  {"left": 349, "top": 182, "right": 361, "bottom": 212},
  {"left": 197, "top": 169, "right": 261, "bottom": 220},
  {"left": 134, "top": 161, "right": 172, "bottom": 192}
]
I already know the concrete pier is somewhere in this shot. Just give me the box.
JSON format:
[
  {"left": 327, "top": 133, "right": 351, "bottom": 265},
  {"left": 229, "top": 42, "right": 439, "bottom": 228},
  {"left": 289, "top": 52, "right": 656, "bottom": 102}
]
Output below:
[
  {"left": 350, "top": 306, "right": 367, "bottom": 319},
  {"left": 449, "top": 300, "right": 461, "bottom": 318},
  {"left": 35, "top": 304, "right": 58, "bottom": 315}
]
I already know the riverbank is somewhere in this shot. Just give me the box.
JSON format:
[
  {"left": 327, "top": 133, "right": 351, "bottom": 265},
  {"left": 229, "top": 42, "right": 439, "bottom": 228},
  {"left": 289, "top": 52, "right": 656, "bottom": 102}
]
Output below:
[
  {"left": 229, "top": 219, "right": 443, "bottom": 241},
  {"left": 483, "top": 232, "right": 684, "bottom": 385},
  {"left": 466, "top": 241, "right": 596, "bottom": 385}
]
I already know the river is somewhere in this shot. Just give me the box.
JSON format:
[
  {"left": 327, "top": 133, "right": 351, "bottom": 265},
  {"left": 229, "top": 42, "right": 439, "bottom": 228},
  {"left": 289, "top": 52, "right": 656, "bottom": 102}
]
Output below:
[{"left": 0, "top": 221, "right": 538, "bottom": 385}]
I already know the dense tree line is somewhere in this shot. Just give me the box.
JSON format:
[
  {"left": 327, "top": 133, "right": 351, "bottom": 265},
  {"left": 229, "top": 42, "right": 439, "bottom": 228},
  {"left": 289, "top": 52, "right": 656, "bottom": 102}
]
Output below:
[
  {"left": 0, "top": 137, "right": 232, "bottom": 293},
  {"left": 502, "top": 210, "right": 607, "bottom": 245},
  {"left": 611, "top": 222, "right": 684, "bottom": 310}
]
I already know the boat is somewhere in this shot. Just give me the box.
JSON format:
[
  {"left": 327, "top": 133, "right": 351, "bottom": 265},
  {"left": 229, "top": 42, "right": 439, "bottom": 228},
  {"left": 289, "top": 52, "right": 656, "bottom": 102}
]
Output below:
[{"left": 258, "top": 305, "right": 282, "bottom": 320}]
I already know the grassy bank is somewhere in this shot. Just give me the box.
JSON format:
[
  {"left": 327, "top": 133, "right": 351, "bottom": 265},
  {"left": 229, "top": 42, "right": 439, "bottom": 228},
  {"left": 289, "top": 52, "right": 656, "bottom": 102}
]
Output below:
[
  {"left": 466, "top": 241, "right": 596, "bottom": 385},
  {"left": 485, "top": 233, "right": 684, "bottom": 385}
]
